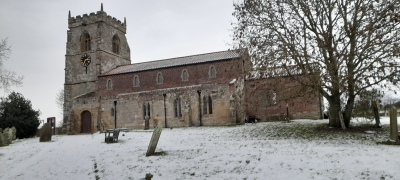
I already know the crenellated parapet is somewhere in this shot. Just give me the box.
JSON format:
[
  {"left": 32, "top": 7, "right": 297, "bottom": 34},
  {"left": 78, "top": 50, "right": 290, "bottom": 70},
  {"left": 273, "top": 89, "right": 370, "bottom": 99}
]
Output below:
[{"left": 68, "top": 9, "right": 126, "bottom": 33}]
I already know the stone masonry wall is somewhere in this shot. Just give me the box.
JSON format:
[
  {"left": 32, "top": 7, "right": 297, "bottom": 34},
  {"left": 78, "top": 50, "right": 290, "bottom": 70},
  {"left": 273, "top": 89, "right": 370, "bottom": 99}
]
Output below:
[{"left": 64, "top": 9, "right": 131, "bottom": 133}]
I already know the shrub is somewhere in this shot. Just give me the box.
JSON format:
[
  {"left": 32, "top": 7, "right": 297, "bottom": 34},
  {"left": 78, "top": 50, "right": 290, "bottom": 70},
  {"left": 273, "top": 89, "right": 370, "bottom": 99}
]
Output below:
[
  {"left": 0, "top": 92, "right": 40, "bottom": 139},
  {"left": 40, "top": 123, "right": 52, "bottom": 142}
]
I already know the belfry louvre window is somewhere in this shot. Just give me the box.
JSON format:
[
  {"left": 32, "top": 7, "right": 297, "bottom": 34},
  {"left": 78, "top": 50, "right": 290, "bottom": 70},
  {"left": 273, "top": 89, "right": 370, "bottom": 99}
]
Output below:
[
  {"left": 182, "top": 70, "right": 188, "bottom": 81},
  {"left": 81, "top": 31, "right": 91, "bottom": 52},
  {"left": 209, "top": 66, "right": 216, "bottom": 78},
  {"left": 112, "top": 35, "right": 120, "bottom": 54}
]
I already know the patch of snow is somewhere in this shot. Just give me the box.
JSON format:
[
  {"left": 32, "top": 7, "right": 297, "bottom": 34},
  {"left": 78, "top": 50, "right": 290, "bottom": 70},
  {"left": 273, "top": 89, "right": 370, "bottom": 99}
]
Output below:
[{"left": 0, "top": 120, "right": 399, "bottom": 179}]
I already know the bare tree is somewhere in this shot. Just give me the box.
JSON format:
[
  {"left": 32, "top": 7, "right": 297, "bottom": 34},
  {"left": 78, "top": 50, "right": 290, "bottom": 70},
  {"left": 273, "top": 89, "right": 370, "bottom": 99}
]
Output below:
[
  {"left": 232, "top": 0, "right": 400, "bottom": 128},
  {"left": 381, "top": 93, "right": 400, "bottom": 111},
  {"left": 0, "top": 38, "right": 23, "bottom": 92},
  {"left": 55, "top": 88, "right": 64, "bottom": 126}
]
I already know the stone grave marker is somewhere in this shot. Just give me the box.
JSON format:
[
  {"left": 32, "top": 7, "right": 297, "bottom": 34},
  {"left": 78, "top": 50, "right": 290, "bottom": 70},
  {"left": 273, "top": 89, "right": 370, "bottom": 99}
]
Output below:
[
  {"left": 389, "top": 106, "right": 399, "bottom": 141},
  {"left": 11, "top": 126, "right": 16, "bottom": 140},
  {"left": 3, "top": 128, "right": 12, "bottom": 143},
  {"left": 0, "top": 132, "right": 8, "bottom": 146},
  {"left": 146, "top": 122, "right": 163, "bottom": 156}
]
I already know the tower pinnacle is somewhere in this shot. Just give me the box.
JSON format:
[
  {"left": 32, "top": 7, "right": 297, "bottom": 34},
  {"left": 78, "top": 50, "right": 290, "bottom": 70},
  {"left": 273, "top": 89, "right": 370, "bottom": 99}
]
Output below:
[
  {"left": 101, "top": 3, "right": 103, "bottom": 11},
  {"left": 68, "top": 10, "right": 71, "bottom": 19},
  {"left": 124, "top": 17, "right": 126, "bottom": 26}
]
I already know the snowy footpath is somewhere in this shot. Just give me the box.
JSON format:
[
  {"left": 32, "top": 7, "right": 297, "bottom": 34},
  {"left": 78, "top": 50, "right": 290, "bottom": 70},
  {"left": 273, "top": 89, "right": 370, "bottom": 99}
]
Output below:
[{"left": 0, "top": 118, "right": 399, "bottom": 180}]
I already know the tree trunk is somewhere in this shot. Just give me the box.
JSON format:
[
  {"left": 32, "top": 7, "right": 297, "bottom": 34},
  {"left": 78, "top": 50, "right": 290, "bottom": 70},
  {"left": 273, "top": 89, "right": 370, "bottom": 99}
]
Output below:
[
  {"left": 328, "top": 96, "right": 342, "bottom": 127},
  {"left": 372, "top": 100, "right": 381, "bottom": 128}
]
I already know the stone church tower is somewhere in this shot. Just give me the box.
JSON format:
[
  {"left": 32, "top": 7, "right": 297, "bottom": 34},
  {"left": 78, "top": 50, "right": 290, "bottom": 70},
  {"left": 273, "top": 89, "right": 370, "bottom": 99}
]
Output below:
[{"left": 64, "top": 4, "right": 130, "bottom": 133}]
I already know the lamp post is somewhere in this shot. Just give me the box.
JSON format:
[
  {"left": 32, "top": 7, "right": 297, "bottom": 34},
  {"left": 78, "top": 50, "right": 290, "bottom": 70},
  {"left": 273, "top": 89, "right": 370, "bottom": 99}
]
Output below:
[{"left": 114, "top": 101, "right": 117, "bottom": 129}]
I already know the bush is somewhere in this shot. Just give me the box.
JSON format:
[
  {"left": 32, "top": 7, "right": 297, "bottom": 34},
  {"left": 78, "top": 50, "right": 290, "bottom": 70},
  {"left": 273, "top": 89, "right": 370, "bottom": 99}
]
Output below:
[
  {"left": 40, "top": 123, "right": 52, "bottom": 142},
  {"left": 0, "top": 92, "right": 41, "bottom": 139}
]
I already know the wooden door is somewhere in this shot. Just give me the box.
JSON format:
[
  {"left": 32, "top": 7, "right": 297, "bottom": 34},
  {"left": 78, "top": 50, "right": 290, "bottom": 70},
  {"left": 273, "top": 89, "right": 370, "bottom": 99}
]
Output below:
[{"left": 81, "top": 111, "right": 91, "bottom": 133}]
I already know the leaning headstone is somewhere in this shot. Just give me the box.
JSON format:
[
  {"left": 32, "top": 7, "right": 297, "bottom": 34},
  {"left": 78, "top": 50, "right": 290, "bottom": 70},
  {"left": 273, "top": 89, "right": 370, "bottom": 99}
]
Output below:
[
  {"left": 144, "top": 116, "right": 149, "bottom": 130},
  {"left": 389, "top": 106, "right": 398, "bottom": 141},
  {"left": 145, "top": 122, "right": 163, "bottom": 156},
  {"left": 40, "top": 123, "right": 52, "bottom": 142},
  {"left": 11, "top": 127, "right": 16, "bottom": 140}
]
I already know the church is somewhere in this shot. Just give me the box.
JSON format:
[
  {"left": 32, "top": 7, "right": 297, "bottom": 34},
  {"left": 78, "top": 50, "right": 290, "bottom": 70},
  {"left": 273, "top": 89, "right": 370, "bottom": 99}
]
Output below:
[{"left": 63, "top": 5, "right": 322, "bottom": 134}]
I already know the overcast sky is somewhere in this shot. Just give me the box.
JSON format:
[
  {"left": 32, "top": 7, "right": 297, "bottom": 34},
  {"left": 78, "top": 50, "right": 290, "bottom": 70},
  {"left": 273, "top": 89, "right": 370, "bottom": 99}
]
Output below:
[{"left": 0, "top": 0, "right": 237, "bottom": 125}]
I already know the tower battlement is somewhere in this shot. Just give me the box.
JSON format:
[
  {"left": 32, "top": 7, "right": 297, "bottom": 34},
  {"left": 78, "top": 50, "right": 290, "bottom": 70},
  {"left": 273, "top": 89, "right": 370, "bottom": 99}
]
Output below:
[{"left": 68, "top": 4, "right": 126, "bottom": 33}]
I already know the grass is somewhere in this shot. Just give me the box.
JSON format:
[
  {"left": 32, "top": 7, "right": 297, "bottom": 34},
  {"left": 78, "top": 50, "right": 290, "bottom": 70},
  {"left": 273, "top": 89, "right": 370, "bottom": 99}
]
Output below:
[{"left": 236, "top": 120, "right": 391, "bottom": 143}]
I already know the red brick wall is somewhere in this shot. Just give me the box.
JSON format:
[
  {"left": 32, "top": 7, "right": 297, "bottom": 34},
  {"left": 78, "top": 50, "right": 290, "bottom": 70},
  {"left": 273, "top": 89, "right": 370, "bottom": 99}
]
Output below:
[
  {"left": 98, "top": 59, "right": 243, "bottom": 98},
  {"left": 244, "top": 77, "right": 322, "bottom": 121}
]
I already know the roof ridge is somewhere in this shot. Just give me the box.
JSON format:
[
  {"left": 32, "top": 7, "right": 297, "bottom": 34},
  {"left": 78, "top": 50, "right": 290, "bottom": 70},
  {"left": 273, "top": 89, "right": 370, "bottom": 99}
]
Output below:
[
  {"left": 123, "top": 49, "right": 237, "bottom": 67},
  {"left": 100, "top": 49, "right": 243, "bottom": 76}
]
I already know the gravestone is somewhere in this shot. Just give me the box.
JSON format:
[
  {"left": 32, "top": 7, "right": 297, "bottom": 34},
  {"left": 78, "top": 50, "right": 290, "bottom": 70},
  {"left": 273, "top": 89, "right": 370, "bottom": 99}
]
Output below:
[
  {"left": 0, "top": 132, "right": 10, "bottom": 146},
  {"left": 11, "top": 126, "right": 16, "bottom": 140},
  {"left": 389, "top": 106, "right": 398, "bottom": 141},
  {"left": 145, "top": 122, "right": 163, "bottom": 156},
  {"left": 40, "top": 123, "right": 52, "bottom": 142},
  {"left": 144, "top": 116, "right": 149, "bottom": 130},
  {"left": 2, "top": 128, "right": 12, "bottom": 143}
]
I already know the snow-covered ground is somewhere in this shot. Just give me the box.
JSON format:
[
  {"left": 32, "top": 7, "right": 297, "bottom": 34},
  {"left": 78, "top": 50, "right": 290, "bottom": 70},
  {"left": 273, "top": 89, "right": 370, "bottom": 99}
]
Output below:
[{"left": 0, "top": 118, "right": 399, "bottom": 180}]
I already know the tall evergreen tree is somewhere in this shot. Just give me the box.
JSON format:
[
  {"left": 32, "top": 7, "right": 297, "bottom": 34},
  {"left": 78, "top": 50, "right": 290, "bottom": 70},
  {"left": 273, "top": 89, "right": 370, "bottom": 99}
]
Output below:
[{"left": 0, "top": 92, "right": 40, "bottom": 138}]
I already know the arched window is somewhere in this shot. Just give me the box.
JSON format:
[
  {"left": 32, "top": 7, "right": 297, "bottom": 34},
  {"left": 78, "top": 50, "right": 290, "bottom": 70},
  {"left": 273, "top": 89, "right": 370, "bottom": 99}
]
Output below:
[
  {"left": 157, "top": 72, "right": 163, "bottom": 84},
  {"left": 174, "top": 99, "right": 178, "bottom": 117},
  {"left": 182, "top": 70, "right": 189, "bottom": 81},
  {"left": 147, "top": 103, "right": 151, "bottom": 119},
  {"left": 107, "top": 79, "right": 112, "bottom": 90},
  {"left": 203, "top": 96, "right": 207, "bottom": 115},
  {"left": 143, "top": 104, "right": 146, "bottom": 119},
  {"left": 133, "top": 75, "right": 140, "bottom": 87},
  {"left": 179, "top": 98, "right": 182, "bottom": 117},
  {"left": 112, "top": 35, "right": 120, "bottom": 54},
  {"left": 209, "top": 66, "right": 216, "bottom": 78},
  {"left": 174, "top": 98, "right": 182, "bottom": 117},
  {"left": 81, "top": 31, "right": 91, "bottom": 52},
  {"left": 208, "top": 96, "right": 213, "bottom": 114}
]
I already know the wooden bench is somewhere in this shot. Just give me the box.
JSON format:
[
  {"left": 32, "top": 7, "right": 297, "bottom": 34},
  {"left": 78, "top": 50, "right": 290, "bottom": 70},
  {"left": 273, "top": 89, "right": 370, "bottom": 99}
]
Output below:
[{"left": 105, "top": 129, "right": 120, "bottom": 143}]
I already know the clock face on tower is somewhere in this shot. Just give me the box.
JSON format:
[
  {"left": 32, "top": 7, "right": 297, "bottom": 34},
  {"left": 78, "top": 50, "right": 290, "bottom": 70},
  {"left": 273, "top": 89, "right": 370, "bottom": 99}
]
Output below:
[{"left": 80, "top": 54, "right": 91, "bottom": 66}]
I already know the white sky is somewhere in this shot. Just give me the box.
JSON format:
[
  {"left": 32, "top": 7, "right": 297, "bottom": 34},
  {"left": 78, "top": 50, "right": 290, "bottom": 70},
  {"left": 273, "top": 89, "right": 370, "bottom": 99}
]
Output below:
[{"left": 0, "top": 0, "right": 236, "bottom": 124}]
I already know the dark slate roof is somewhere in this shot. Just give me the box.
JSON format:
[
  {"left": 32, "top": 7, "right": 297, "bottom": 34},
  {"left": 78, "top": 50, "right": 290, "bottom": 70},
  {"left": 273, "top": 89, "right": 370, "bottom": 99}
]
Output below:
[{"left": 101, "top": 50, "right": 240, "bottom": 76}]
